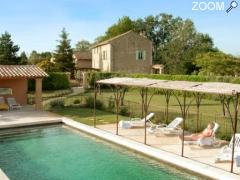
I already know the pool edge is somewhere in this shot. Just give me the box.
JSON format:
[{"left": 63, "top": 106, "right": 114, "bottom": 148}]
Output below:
[
  {"left": 0, "top": 169, "right": 9, "bottom": 180},
  {"left": 62, "top": 117, "right": 239, "bottom": 180}
]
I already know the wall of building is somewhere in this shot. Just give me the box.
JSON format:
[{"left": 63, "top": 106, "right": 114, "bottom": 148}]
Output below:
[
  {"left": 76, "top": 59, "right": 92, "bottom": 69},
  {"left": 111, "top": 31, "right": 152, "bottom": 74},
  {"left": 92, "top": 44, "right": 111, "bottom": 72},
  {"left": 0, "top": 78, "right": 28, "bottom": 105}
]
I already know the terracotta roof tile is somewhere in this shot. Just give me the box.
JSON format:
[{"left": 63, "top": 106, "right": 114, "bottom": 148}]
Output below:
[{"left": 0, "top": 65, "right": 48, "bottom": 79}]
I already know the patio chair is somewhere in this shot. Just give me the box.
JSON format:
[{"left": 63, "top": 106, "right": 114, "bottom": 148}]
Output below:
[
  {"left": 147, "top": 117, "right": 183, "bottom": 135},
  {"left": 119, "top": 113, "right": 155, "bottom": 129},
  {"left": 0, "top": 96, "right": 9, "bottom": 111},
  {"left": 215, "top": 133, "right": 240, "bottom": 163},
  {"left": 7, "top": 97, "right": 22, "bottom": 110},
  {"left": 184, "top": 122, "right": 220, "bottom": 146}
]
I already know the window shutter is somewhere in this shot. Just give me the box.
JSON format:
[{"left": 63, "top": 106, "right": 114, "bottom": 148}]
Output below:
[
  {"left": 143, "top": 51, "right": 146, "bottom": 60},
  {"left": 136, "top": 50, "right": 139, "bottom": 60}
]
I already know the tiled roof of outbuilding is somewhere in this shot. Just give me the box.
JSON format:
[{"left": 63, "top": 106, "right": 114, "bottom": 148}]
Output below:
[{"left": 0, "top": 65, "right": 48, "bottom": 79}]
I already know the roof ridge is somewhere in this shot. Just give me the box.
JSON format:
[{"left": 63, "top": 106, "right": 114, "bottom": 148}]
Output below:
[{"left": 92, "top": 30, "right": 149, "bottom": 48}]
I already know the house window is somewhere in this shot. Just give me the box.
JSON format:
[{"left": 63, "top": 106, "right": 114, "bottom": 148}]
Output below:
[
  {"left": 102, "top": 50, "right": 107, "bottom": 60},
  {"left": 136, "top": 50, "right": 146, "bottom": 60},
  {"left": 0, "top": 88, "right": 12, "bottom": 95}
]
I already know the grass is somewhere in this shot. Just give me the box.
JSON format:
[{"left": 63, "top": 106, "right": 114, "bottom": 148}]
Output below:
[
  {"left": 48, "top": 88, "right": 237, "bottom": 140},
  {"left": 51, "top": 106, "right": 127, "bottom": 126}
]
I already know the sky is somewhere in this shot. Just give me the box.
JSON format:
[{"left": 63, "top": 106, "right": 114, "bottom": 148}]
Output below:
[{"left": 0, "top": 0, "right": 239, "bottom": 56}]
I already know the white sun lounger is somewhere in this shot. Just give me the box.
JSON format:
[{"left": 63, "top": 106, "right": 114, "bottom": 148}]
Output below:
[
  {"left": 119, "top": 113, "right": 155, "bottom": 129},
  {"left": 147, "top": 117, "right": 183, "bottom": 135},
  {"left": 184, "top": 122, "right": 220, "bottom": 146},
  {"left": 7, "top": 97, "right": 22, "bottom": 110},
  {"left": 215, "top": 133, "right": 240, "bottom": 163}
]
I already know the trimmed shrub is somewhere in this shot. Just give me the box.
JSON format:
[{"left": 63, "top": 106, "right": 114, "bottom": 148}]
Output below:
[
  {"left": 85, "top": 71, "right": 240, "bottom": 88},
  {"left": 85, "top": 96, "right": 104, "bottom": 110},
  {"left": 28, "top": 72, "right": 70, "bottom": 91},
  {"left": 119, "top": 106, "right": 130, "bottom": 116},
  {"left": 86, "top": 71, "right": 125, "bottom": 87},
  {"left": 73, "top": 99, "right": 81, "bottom": 104},
  {"left": 50, "top": 99, "right": 65, "bottom": 108}
]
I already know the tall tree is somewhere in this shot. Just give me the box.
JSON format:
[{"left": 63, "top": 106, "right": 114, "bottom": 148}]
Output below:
[
  {"left": 75, "top": 40, "right": 91, "bottom": 51},
  {"left": 54, "top": 28, "right": 74, "bottom": 75},
  {"left": 195, "top": 52, "right": 240, "bottom": 76},
  {"left": 29, "top": 50, "right": 52, "bottom": 65},
  {"left": 95, "top": 16, "right": 134, "bottom": 42},
  {"left": 0, "top": 32, "right": 20, "bottom": 64},
  {"left": 134, "top": 14, "right": 215, "bottom": 74},
  {"left": 19, "top": 51, "right": 28, "bottom": 65}
]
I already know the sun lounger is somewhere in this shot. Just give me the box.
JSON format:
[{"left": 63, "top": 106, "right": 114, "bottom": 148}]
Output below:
[
  {"left": 215, "top": 133, "right": 240, "bottom": 163},
  {"left": 0, "top": 96, "right": 9, "bottom": 110},
  {"left": 119, "top": 113, "right": 155, "bottom": 129},
  {"left": 147, "top": 117, "right": 183, "bottom": 135},
  {"left": 184, "top": 122, "right": 219, "bottom": 146},
  {"left": 7, "top": 97, "right": 22, "bottom": 110}
]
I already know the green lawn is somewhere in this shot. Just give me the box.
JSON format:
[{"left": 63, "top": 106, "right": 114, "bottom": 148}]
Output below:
[
  {"left": 51, "top": 106, "right": 127, "bottom": 126},
  {"left": 49, "top": 88, "right": 237, "bottom": 140}
]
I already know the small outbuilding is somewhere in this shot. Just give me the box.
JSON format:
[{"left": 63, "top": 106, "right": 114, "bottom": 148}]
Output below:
[
  {"left": 0, "top": 65, "right": 48, "bottom": 110},
  {"left": 152, "top": 64, "right": 164, "bottom": 74}
]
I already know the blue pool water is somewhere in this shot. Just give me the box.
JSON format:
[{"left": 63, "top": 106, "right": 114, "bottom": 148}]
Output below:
[{"left": 0, "top": 125, "right": 199, "bottom": 180}]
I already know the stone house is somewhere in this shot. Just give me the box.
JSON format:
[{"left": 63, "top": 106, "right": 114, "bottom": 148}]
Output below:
[
  {"left": 91, "top": 31, "right": 152, "bottom": 73},
  {"left": 73, "top": 51, "right": 92, "bottom": 70}
]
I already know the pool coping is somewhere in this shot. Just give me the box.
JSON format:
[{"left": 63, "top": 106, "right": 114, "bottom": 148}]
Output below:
[
  {"left": 0, "top": 169, "right": 9, "bottom": 180},
  {"left": 0, "top": 119, "right": 62, "bottom": 130},
  {"left": 62, "top": 117, "right": 240, "bottom": 180}
]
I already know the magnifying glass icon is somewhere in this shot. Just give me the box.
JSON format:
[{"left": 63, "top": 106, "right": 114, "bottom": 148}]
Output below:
[{"left": 226, "top": 1, "right": 238, "bottom": 13}]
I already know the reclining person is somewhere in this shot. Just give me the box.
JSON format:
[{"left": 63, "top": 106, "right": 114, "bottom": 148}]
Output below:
[{"left": 179, "top": 122, "right": 214, "bottom": 141}]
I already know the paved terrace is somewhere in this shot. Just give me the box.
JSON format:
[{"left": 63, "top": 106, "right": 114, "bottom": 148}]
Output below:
[
  {"left": 97, "top": 124, "right": 240, "bottom": 176},
  {"left": 0, "top": 106, "right": 61, "bottom": 129}
]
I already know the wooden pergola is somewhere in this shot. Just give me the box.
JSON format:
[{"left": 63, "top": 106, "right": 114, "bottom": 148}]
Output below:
[{"left": 94, "top": 77, "right": 240, "bottom": 173}]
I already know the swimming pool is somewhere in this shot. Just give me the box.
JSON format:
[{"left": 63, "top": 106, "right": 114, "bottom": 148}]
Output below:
[{"left": 0, "top": 125, "right": 200, "bottom": 180}]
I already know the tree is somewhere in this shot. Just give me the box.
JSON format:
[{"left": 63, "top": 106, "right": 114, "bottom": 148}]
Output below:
[
  {"left": 19, "top": 51, "right": 28, "bottom": 65},
  {"left": 134, "top": 14, "right": 215, "bottom": 74},
  {"left": 36, "top": 59, "right": 55, "bottom": 72},
  {"left": 95, "top": 16, "right": 134, "bottom": 42},
  {"left": 75, "top": 40, "right": 91, "bottom": 51},
  {"left": 195, "top": 52, "right": 240, "bottom": 76},
  {"left": 29, "top": 51, "right": 52, "bottom": 65},
  {"left": 0, "top": 32, "right": 20, "bottom": 64},
  {"left": 54, "top": 28, "right": 74, "bottom": 75}
]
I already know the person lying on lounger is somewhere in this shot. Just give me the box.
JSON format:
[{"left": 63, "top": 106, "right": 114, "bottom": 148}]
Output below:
[{"left": 179, "top": 122, "right": 214, "bottom": 141}]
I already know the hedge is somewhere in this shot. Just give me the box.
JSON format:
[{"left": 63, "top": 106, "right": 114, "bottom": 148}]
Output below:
[
  {"left": 28, "top": 72, "right": 70, "bottom": 91},
  {"left": 86, "top": 71, "right": 240, "bottom": 87}
]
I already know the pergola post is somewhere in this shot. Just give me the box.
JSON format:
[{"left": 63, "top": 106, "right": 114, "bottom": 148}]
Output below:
[
  {"left": 144, "top": 88, "right": 148, "bottom": 145},
  {"left": 112, "top": 85, "right": 123, "bottom": 135},
  {"left": 181, "top": 93, "right": 187, "bottom": 157},
  {"left": 230, "top": 93, "right": 239, "bottom": 173},
  {"left": 163, "top": 90, "right": 172, "bottom": 123},
  {"left": 194, "top": 93, "right": 203, "bottom": 132},
  {"left": 175, "top": 91, "right": 193, "bottom": 157},
  {"left": 35, "top": 78, "right": 43, "bottom": 111},
  {"left": 93, "top": 82, "right": 97, "bottom": 128},
  {"left": 140, "top": 89, "right": 145, "bottom": 119},
  {"left": 139, "top": 87, "right": 154, "bottom": 145}
]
